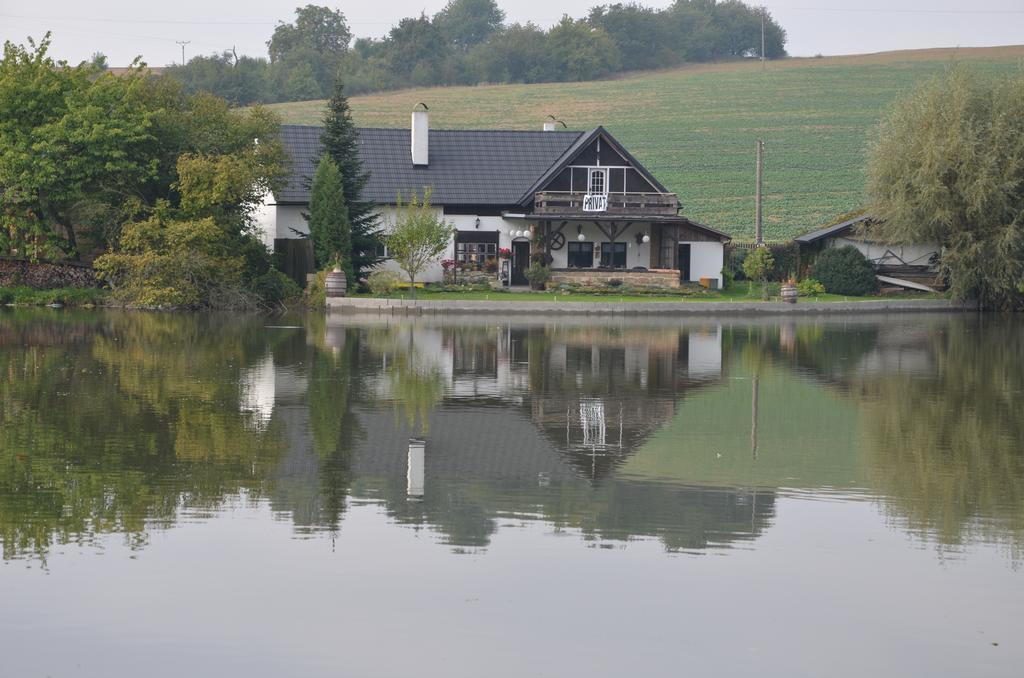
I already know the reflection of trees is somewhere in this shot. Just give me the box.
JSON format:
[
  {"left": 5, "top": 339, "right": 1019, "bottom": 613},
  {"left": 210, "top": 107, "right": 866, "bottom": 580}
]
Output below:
[
  {"left": 362, "top": 325, "right": 445, "bottom": 434},
  {"left": 0, "top": 311, "right": 285, "bottom": 562},
  {"left": 856, "top": 318, "right": 1024, "bottom": 558}
]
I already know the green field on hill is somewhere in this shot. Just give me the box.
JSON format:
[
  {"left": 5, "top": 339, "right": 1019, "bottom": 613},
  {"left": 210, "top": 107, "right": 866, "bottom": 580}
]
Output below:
[{"left": 266, "top": 46, "right": 1024, "bottom": 241}]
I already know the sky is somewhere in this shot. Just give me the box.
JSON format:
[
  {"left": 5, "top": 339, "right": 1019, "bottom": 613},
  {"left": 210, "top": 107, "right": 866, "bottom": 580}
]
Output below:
[{"left": 1, "top": 0, "right": 1022, "bottom": 67}]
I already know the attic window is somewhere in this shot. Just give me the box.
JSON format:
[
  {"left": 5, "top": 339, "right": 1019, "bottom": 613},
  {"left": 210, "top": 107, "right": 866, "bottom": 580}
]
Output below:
[{"left": 589, "top": 168, "right": 607, "bottom": 195}]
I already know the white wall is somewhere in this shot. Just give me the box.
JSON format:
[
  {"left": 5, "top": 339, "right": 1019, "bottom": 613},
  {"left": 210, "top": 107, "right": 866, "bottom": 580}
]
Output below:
[
  {"left": 547, "top": 222, "right": 652, "bottom": 269},
  {"left": 375, "top": 209, "right": 529, "bottom": 284},
  {"left": 685, "top": 241, "right": 724, "bottom": 288},
  {"left": 253, "top": 191, "right": 309, "bottom": 250},
  {"left": 831, "top": 237, "right": 938, "bottom": 269}
]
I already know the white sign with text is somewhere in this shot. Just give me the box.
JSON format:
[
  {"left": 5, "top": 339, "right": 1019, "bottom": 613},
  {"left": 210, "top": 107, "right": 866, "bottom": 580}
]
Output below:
[{"left": 582, "top": 194, "right": 608, "bottom": 212}]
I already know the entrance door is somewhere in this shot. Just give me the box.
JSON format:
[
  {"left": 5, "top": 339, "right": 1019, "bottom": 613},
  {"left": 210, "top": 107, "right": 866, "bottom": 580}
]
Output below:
[
  {"left": 511, "top": 241, "right": 530, "bottom": 286},
  {"left": 677, "top": 243, "right": 692, "bottom": 282}
]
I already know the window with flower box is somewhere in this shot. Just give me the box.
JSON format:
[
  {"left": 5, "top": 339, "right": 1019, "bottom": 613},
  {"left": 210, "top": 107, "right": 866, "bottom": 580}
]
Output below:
[{"left": 454, "top": 231, "right": 499, "bottom": 270}]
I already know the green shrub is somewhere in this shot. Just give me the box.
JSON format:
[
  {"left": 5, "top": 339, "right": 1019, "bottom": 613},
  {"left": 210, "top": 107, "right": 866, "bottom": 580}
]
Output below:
[
  {"left": 251, "top": 270, "right": 301, "bottom": 306},
  {"left": 367, "top": 268, "right": 402, "bottom": 296},
  {"left": 524, "top": 263, "right": 551, "bottom": 290},
  {"left": 811, "top": 246, "right": 878, "bottom": 296},
  {"left": 797, "top": 278, "right": 826, "bottom": 297},
  {"left": 305, "top": 270, "right": 327, "bottom": 309},
  {"left": 0, "top": 286, "right": 107, "bottom": 306}
]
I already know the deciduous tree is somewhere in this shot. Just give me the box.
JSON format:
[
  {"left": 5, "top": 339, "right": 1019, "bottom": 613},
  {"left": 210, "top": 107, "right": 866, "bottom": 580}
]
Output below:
[
  {"left": 867, "top": 67, "right": 1024, "bottom": 310},
  {"left": 386, "top": 191, "right": 453, "bottom": 298}
]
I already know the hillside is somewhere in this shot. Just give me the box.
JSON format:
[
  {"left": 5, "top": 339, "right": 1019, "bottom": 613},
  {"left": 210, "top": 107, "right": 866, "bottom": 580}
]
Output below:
[{"left": 266, "top": 46, "right": 1024, "bottom": 241}]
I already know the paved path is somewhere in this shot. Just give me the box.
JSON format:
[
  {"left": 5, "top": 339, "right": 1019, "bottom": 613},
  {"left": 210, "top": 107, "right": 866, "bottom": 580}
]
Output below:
[{"left": 326, "top": 296, "right": 975, "bottom": 316}]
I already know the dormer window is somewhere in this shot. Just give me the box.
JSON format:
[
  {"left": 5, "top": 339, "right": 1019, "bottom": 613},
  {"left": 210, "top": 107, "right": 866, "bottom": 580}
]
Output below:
[{"left": 589, "top": 168, "right": 607, "bottom": 195}]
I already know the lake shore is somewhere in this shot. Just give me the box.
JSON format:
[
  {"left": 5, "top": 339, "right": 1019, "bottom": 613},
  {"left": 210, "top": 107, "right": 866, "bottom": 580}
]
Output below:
[{"left": 326, "top": 296, "right": 975, "bottom": 315}]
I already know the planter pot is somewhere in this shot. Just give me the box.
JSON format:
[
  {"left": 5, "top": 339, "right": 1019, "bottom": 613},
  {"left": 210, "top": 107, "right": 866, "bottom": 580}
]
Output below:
[
  {"left": 780, "top": 283, "right": 798, "bottom": 304},
  {"left": 325, "top": 270, "right": 348, "bottom": 298}
]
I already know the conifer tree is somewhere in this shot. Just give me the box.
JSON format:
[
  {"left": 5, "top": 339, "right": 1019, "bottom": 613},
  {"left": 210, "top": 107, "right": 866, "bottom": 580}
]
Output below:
[
  {"left": 320, "top": 80, "right": 381, "bottom": 282},
  {"left": 308, "top": 156, "right": 353, "bottom": 279}
]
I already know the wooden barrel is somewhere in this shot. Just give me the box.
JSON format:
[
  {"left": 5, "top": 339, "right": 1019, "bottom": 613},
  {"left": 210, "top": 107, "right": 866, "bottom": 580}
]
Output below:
[
  {"left": 325, "top": 270, "right": 348, "bottom": 298},
  {"left": 780, "top": 283, "right": 798, "bottom": 304}
]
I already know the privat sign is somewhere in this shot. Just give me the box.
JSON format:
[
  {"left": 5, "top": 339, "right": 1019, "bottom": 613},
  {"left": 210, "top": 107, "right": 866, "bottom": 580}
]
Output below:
[{"left": 583, "top": 194, "right": 608, "bottom": 212}]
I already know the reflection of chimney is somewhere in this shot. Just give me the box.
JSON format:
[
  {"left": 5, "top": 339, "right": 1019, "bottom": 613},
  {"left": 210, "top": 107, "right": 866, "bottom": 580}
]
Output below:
[
  {"left": 411, "top": 105, "right": 429, "bottom": 166},
  {"left": 407, "top": 438, "right": 425, "bottom": 500}
]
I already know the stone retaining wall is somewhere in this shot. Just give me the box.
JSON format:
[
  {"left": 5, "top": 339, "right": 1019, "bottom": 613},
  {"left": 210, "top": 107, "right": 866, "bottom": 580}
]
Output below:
[
  {"left": 0, "top": 258, "right": 100, "bottom": 289},
  {"left": 327, "top": 297, "right": 974, "bottom": 316},
  {"left": 550, "top": 269, "right": 680, "bottom": 289}
]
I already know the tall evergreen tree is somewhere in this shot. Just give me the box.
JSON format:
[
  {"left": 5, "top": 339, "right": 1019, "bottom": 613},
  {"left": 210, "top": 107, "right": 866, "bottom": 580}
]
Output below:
[
  {"left": 320, "top": 80, "right": 381, "bottom": 282},
  {"left": 308, "top": 156, "right": 353, "bottom": 278}
]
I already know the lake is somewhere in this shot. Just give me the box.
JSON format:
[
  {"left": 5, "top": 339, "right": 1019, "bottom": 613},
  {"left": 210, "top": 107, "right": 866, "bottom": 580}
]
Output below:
[{"left": 1, "top": 309, "right": 1021, "bottom": 677}]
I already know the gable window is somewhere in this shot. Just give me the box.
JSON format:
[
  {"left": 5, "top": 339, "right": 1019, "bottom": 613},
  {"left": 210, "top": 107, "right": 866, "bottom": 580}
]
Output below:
[
  {"left": 600, "top": 242, "right": 627, "bottom": 269},
  {"left": 567, "top": 241, "right": 594, "bottom": 268},
  {"left": 589, "top": 168, "right": 607, "bottom": 195}
]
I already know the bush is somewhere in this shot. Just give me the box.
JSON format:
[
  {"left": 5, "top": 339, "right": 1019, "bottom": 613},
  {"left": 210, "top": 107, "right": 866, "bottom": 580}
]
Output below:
[
  {"left": 0, "top": 286, "right": 107, "bottom": 306},
  {"left": 251, "top": 270, "right": 301, "bottom": 306},
  {"left": 811, "top": 246, "right": 878, "bottom": 296},
  {"left": 524, "top": 263, "right": 551, "bottom": 290},
  {"left": 367, "top": 268, "right": 402, "bottom": 296},
  {"left": 725, "top": 247, "right": 748, "bottom": 281},
  {"left": 797, "top": 278, "right": 826, "bottom": 297}
]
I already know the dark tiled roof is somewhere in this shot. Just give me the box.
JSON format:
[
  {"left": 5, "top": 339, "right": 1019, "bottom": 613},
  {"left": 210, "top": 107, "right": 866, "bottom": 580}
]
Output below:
[
  {"left": 794, "top": 214, "right": 871, "bottom": 244},
  {"left": 276, "top": 124, "right": 584, "bottom": 206}
]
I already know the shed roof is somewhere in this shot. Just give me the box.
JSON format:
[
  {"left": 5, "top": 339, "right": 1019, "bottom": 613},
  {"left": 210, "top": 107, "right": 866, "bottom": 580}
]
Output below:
[
  {"left": 276, "top": 124, "right": 585, "bottom": 206},
  {"left": 794, "top": 214, "right": 872, "bottom": 245}
]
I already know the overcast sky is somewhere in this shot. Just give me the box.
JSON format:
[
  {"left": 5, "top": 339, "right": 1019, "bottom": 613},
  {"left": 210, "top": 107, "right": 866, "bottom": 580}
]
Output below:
[{"left": 1, "top": 0, "right": 1022, "bottom": 67}]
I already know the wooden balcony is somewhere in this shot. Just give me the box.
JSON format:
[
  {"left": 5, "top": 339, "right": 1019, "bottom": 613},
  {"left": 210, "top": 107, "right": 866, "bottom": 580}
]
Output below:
[{"left": 534, "top": 191, "right": 679, "bottom": 217}]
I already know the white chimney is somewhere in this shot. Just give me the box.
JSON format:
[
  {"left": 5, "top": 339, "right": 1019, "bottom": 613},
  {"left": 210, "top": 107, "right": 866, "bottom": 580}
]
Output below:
[
  {"left": 543, "top": 121, "right": 556, "bottom": 132},
  {"left": 411, "top": 109, "right": 429, "bottom": 166}
]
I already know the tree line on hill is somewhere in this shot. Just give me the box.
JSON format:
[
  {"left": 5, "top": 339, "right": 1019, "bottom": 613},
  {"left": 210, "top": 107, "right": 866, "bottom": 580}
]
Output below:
[{"left": 163, "top": 0, "right": 787, "bottom": 105}]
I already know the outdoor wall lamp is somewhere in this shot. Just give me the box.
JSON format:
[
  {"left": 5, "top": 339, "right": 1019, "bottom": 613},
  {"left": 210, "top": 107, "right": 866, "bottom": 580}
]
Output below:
[
  {"left": 635, "top": 232, "right": 650, "bottom": 245},
  {"left": 577, "top": 224, "right": 585, "bottom": 241}
]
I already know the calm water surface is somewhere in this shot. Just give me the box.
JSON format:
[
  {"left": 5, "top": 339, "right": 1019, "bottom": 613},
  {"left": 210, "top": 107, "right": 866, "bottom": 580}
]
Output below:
[{"left": 1, "top": 309, "right": 1022, "bottom": 677}]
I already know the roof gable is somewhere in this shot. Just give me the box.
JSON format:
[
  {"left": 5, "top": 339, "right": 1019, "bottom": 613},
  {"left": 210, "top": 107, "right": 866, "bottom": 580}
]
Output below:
[{"left": 517, "top": 127, "right": 669, "bottom": 206}]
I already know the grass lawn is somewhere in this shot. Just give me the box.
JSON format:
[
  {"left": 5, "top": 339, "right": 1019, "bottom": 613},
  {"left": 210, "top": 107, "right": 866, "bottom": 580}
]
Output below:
[
  {"left": 356, "top": 285, "right": 942, "bottom": 304},
  {"left": 266, "top": 46, "right": 1024, "bottom": 242}
]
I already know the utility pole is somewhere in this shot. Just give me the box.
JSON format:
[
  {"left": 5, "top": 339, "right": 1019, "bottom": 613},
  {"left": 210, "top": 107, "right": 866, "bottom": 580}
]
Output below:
[
  {"left": 176, "top": 40, "right": 191, "bottom": 66},
  {"left": 755, "top": 140, "right": 764, "bottom": 246}
]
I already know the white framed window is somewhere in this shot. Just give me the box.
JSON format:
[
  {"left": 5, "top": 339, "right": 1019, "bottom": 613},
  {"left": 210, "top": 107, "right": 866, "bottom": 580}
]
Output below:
[{"left": 589, "top": 168, "right": 607, "bottom": 195}]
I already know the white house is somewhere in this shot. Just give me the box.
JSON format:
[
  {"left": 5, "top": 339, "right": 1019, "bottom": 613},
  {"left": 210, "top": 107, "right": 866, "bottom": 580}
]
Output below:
[{"left": 258, "top": 109, "right": 730, "bottom": 287}]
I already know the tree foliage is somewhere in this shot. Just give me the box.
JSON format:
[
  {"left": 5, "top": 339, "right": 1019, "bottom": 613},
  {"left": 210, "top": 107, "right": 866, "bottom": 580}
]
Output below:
[
  {"left": 435, "top": 0, "right": 505, "bottom": 52},
  {"left": 162, "top": 2, "right": 787, "bottom": 101},
  {"left": 867, "top": 67, "right": 1024, "bottom": 309},
  {"left": 308, "top": 156, "right": 352, "bottom": 275},
  {"left": 386, "top": 191, "right": 453, "bottom": 296},
  {"left": 742, "top": 246, "right": 774, "bottom": 298},
  {"left": 267, "top": 4, "right": 352, "bottom": 97},
  {"left": 0, "top": 35, "right": 157, "bottom": 257}
]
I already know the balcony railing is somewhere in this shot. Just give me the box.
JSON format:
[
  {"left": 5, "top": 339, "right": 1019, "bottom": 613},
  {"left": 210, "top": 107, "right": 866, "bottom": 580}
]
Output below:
[{"left": 534, "top": 191, "right": 679, "bottom": 216}]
